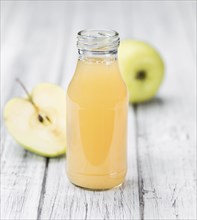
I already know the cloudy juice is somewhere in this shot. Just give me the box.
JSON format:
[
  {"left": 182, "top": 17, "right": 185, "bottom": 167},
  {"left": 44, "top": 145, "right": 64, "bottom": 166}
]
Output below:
[{"left": 66, "top": 30, "right": 128, "bottom": 190}]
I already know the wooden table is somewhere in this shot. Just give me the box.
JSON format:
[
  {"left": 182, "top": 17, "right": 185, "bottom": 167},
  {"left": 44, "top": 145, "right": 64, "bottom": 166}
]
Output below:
[{"left": 1, "top": 1, "right": 196, "bottom": 219}]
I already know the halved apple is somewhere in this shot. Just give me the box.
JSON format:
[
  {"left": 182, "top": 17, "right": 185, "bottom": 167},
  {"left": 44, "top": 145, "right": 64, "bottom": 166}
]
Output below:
[{"left": 3, "top": 83, "right": 67, "bottom": 157}]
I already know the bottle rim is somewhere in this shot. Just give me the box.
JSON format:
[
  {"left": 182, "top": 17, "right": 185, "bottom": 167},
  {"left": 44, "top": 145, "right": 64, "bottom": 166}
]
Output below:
[{"left": 77, "top": 29, "right": 120, "bottom": 53}]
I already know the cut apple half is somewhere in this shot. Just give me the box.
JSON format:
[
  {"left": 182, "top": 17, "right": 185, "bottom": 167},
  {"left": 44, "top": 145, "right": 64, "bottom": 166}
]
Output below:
[{"left": 4, "top": 83, "right": 67, "bottom": 157}]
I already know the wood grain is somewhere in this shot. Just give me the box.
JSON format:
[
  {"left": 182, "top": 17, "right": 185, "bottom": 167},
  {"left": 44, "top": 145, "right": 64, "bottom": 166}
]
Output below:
[
  {"left": 1, "top": 1, "right": 196, "bottom": 220},
  {"left": 130, "top": 2, "right": 196, "bottom": 219},
  {"left": 38, "top": 108, "right": 140, "bottom": 220}
]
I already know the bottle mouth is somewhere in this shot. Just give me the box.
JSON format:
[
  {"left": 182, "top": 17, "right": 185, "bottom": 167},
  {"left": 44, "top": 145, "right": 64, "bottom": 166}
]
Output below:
[{"left": 77, "top": 29, "right": 120, "bottom": 53}]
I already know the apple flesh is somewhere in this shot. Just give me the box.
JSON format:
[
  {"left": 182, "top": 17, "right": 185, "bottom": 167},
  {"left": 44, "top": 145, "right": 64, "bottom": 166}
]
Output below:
[
  {"left": 118, "top": 40, "right": 164, "bottom": 103},
  {"left": 4, "top": 83, "right": 67, "bottom": 157}
]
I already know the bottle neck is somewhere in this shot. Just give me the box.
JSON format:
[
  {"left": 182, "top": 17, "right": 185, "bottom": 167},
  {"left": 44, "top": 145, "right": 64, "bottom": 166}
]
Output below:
[
  {"left": 77, "top": 30, "right": 119, "bottom": 64},
  {"left": 78, "top": 49, "right": 118, "bottom": 64}
]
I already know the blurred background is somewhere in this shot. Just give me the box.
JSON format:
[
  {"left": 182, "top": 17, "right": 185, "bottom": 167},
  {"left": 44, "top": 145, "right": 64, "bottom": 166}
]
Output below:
[
  {"left": 1, "top": 1, "right": 196, "bottom": 219},
  {"left": 1, "top": 1, "right": 196, "bottom": 105}
]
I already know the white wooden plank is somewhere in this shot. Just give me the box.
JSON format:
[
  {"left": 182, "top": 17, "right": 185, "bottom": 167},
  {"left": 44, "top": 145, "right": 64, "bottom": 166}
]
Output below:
[
  {"left": 1, "top": 1, "right": 196, "bottom": 219},
  {"left": 39, "top": 108, "right": 140, "bottom": 220},
  {"left": 1, "top": 137, "right": 46, "bottom": 220},
  {"left": 122, "top": 1, "right": 196, "bottom": 219},
  {"left": 39, "top": 2, "right": 140, "bottom": 219},
  {"left": 1, "top": 1, "right": 70, "bottom": 219}
]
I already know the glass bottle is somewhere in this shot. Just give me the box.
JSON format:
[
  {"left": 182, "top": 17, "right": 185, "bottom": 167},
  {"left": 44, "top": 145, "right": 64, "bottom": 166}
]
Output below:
[{"left": 66, "top": 30, "right": 128, "bottom": 190}]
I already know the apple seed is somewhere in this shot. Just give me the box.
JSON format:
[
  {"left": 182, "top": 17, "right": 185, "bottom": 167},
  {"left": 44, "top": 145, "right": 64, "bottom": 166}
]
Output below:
[
  {"left": 38, "top": 114, "right": 44, "bottom": 123},
  {"left": 37, "top": 113, "right": 51, "bottom": 124},
  {"left": 16, "top": 78, "right": 52, "bottom": 125}
]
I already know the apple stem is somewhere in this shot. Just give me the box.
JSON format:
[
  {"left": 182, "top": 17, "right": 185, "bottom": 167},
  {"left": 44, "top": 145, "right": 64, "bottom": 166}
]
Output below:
[
  {"left": 16, "top": 78, "right": 52, "bottom": 125},
  {"left": 16, "top": 78, "right": 33, "bottom": 103}
]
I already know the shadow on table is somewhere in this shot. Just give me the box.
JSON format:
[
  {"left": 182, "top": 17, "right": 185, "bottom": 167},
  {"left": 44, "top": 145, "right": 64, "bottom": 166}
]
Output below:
[{"left": 130, "top": 96, "right": 175, "bottom": 109}]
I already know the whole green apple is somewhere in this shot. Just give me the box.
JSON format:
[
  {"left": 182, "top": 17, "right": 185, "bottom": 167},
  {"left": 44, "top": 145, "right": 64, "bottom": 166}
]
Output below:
[{"left": 118, "top": 40, "right": 164, "bottom": 103}]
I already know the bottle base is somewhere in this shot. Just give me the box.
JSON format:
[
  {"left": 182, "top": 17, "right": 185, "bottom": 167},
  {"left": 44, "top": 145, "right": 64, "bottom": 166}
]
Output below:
[
  {"left": 67, "top": 170, "right": 126, "bottom": 190},
  {"left": 71, "top": 182, "right": 123, "bottom": 191}
]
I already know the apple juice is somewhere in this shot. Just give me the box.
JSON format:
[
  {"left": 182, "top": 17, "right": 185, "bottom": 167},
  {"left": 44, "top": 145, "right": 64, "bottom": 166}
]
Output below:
[{"left": 66, "top": 30, "right": 128, "bottom": 190}]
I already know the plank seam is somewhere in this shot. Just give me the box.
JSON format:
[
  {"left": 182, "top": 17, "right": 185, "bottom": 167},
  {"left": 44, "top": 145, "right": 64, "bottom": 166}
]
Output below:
[
  {"left": 37, "top": 158, "right": 49, "bottom": 220},
  {"left": 134, "top": 105, "right": 144, "bottom": 220}
]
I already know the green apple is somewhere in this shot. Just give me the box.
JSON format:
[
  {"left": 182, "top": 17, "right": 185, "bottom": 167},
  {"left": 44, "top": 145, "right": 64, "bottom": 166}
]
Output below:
[
  {"left": 118, "top": 40, "right": 164, "bottom": 103},
  {"left": 3, "top": 80, "right": 66, "bottom": 157}
]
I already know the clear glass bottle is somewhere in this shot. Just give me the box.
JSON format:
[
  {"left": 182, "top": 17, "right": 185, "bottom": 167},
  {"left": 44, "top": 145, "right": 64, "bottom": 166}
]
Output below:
[{"left": 66, "top": 30, "right": 128, "bottom": 190}]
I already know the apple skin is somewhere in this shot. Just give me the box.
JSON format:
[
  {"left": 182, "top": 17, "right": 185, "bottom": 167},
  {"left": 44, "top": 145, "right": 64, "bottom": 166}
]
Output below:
[
  {"left": 118, "top": 40, "right": 164, "bottom": 103},
  {"left": 3, "top": 83, "right": 67, "bottom": 157}
]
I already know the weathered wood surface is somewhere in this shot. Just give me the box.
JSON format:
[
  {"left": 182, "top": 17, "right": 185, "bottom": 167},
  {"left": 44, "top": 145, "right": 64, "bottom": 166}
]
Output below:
[{"left": 1, "top": 1, "right": 196, "bottom": 220}]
